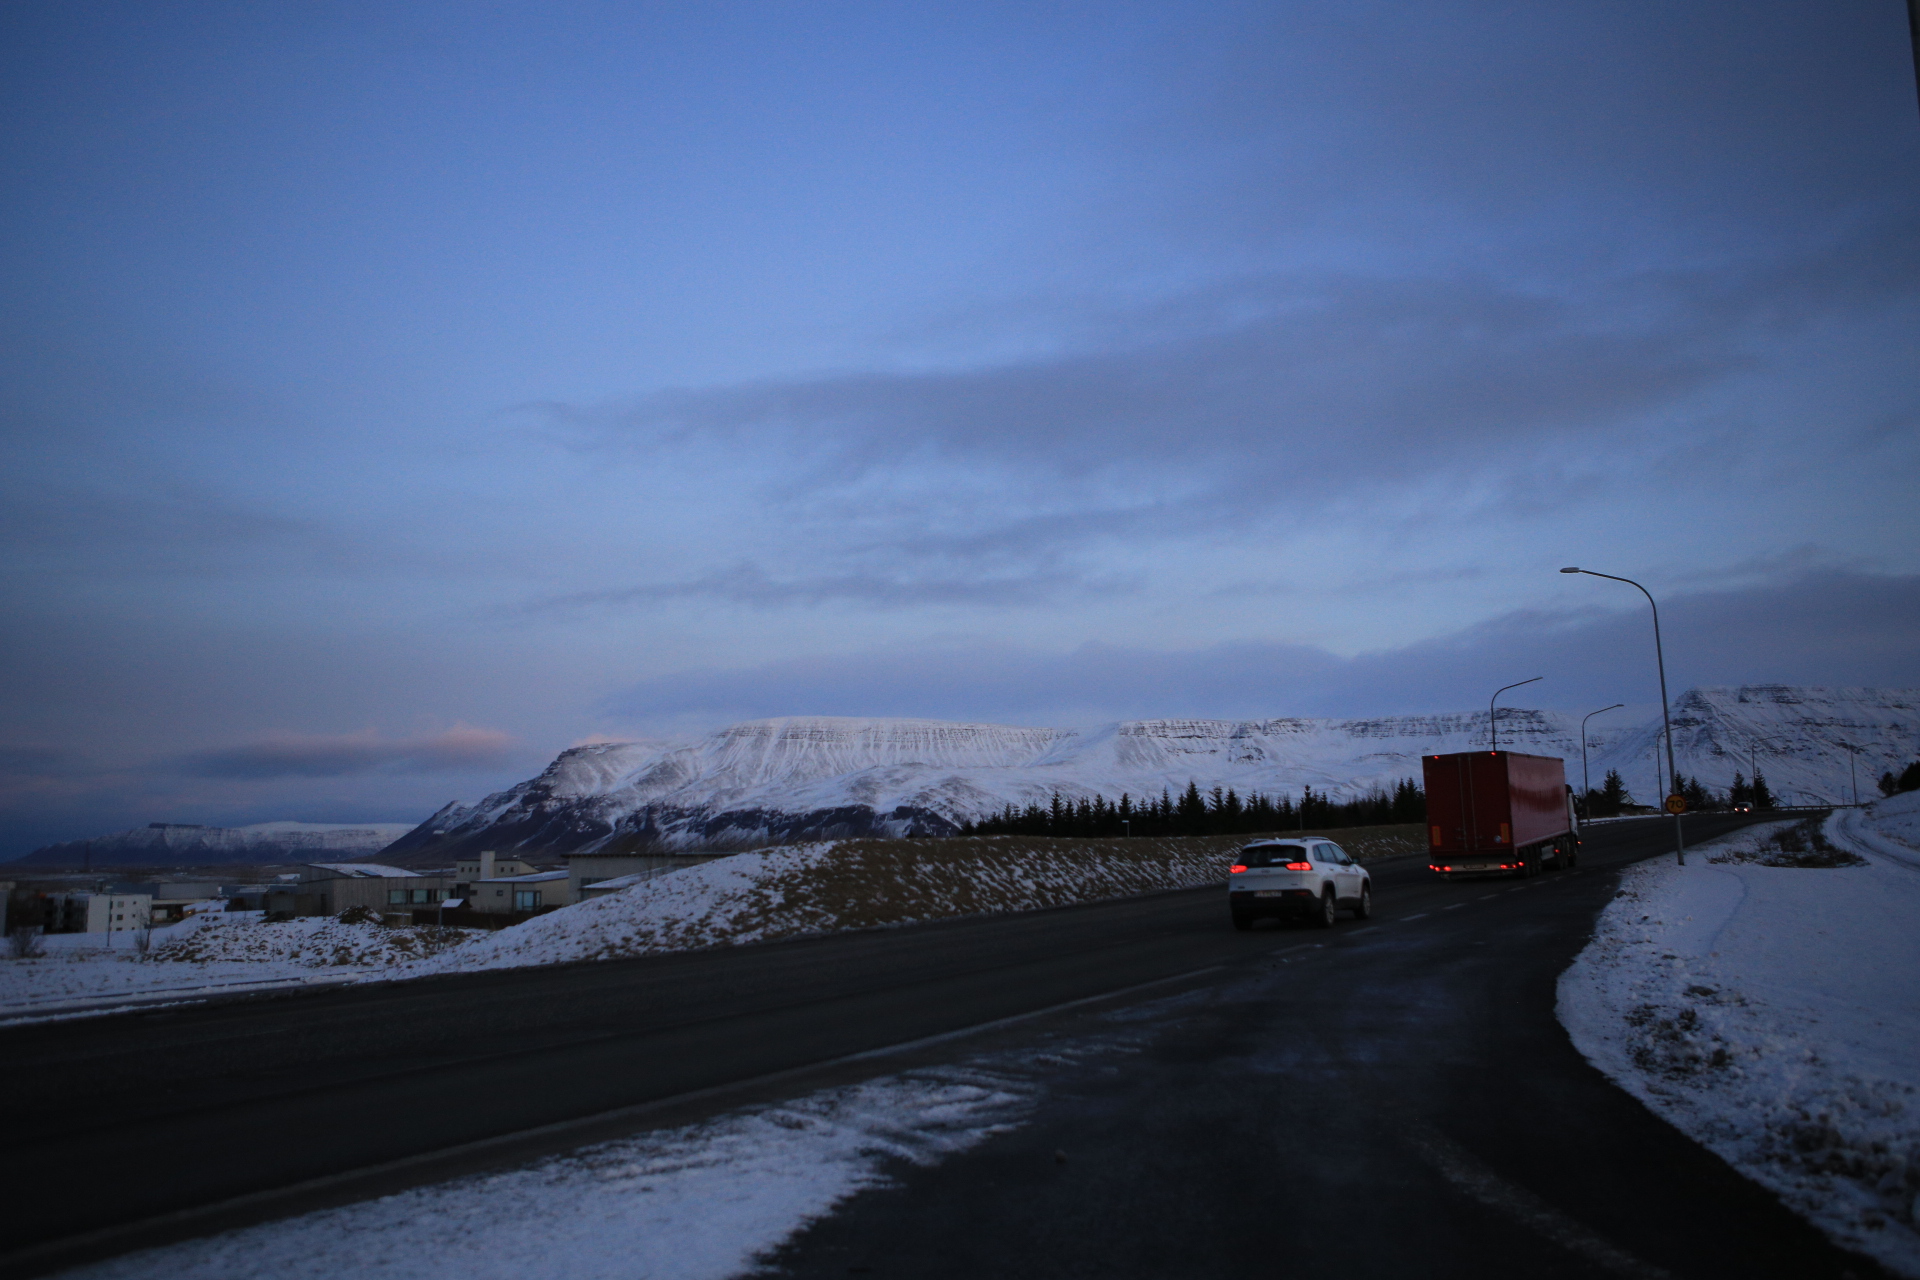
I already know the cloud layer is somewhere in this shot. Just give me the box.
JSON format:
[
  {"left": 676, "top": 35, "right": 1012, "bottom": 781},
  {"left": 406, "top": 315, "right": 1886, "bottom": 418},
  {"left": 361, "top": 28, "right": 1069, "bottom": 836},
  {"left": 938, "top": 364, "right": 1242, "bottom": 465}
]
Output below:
[
  {"left": 188, "top": 726, "right": 514, "bottom": 779},
  {"left": 607, "top": 571, "right": 1920, "bottom": 727}
]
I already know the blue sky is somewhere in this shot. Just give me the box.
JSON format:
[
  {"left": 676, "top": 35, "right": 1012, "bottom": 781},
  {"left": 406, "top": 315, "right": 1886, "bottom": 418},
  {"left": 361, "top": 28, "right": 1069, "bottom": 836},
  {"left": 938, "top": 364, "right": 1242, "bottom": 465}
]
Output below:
[{"left": 4, "top": 2, "right": 1918, "bottom": 855}]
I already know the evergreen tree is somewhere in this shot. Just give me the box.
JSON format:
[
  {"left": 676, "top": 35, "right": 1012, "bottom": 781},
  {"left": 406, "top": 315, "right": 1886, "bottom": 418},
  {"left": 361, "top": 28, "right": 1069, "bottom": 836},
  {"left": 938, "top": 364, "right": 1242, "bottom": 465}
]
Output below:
[
  {"left": 1178, "top": 781, "right": 1208, "bottom": 835},
  {"left": 1751, "top": 772, "right": 1775, "bottom": 810},
  {"left": 1600, "top": 769, "right": 1628, "bottom": 816}
]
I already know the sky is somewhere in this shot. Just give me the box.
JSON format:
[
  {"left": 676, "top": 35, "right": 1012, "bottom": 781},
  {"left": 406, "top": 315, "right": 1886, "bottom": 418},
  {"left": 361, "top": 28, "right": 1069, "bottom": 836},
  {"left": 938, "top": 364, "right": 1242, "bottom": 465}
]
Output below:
[{"left": 3, "top": 1, "right": 1918, "bottom": 856}]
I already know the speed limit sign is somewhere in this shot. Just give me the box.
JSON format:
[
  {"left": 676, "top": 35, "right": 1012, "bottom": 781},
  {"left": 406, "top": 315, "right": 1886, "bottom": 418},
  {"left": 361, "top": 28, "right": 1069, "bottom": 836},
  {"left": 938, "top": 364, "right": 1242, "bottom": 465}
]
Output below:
[{"left": 1665, "top": 794, "right": 1688, "bottom": 815}]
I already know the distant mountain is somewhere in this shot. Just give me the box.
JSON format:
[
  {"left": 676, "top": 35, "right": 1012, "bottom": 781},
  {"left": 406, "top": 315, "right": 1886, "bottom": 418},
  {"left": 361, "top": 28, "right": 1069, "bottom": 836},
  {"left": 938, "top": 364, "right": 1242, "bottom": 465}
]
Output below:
[
  {"left": 11, "top": 821, "right": 421, "bottom": 868},
  {"left": 1593, "top": 685, "right": 1920, "bottom": 808},
  {"left": 381, "top": 688, "right": 1920, "bottom": 860}
]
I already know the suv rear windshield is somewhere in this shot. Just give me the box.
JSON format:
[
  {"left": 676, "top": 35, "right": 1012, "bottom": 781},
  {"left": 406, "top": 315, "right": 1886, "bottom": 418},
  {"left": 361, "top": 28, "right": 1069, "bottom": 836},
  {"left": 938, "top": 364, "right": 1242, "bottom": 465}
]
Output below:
[{"left": 1238, "top": 845, "right": 1311, "bottom": 867}]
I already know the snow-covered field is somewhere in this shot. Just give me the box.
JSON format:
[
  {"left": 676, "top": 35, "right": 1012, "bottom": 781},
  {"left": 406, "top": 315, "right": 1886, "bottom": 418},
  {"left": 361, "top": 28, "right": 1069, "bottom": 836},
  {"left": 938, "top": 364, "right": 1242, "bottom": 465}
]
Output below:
[
  {"left": 0, "top": 912, "right": 476, "bottom": 1017},
  {"left": 1559, "top": 792, "right": 1920, "bottom": 1275},
  {"left": 59, "top": 1025, "right": 1150, "bottom": 1280}
]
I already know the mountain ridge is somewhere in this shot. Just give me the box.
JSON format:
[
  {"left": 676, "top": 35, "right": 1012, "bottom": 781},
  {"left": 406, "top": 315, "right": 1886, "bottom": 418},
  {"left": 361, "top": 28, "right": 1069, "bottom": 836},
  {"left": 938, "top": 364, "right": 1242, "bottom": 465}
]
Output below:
[{"left": 379, "top": 686, "right": 1920, "bottom": 860}]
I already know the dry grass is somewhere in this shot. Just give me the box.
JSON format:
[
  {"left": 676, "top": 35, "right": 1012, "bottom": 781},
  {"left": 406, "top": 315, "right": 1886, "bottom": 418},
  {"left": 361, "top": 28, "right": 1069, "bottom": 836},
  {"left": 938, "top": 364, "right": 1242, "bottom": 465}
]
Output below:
[
  {"left": 694, "top": 825, "right": 1427, "bottom": 938},
  {"left": 1708, "top": 818, "right": 1866, "bottom": 869}
]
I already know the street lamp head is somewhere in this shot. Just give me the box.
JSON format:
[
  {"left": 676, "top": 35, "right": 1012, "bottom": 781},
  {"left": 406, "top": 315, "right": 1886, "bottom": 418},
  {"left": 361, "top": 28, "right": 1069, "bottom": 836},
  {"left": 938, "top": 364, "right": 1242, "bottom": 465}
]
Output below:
[{"left": 1560, "top": 567, "right": 1581, "bottom": 573}]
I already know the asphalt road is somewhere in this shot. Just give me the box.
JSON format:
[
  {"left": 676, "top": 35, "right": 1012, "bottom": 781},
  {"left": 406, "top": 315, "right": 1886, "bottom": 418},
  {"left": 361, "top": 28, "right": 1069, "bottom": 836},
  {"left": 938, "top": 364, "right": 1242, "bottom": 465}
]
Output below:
[{"left": 3, "top": 812, "right": 1887, "bottom": 1278}]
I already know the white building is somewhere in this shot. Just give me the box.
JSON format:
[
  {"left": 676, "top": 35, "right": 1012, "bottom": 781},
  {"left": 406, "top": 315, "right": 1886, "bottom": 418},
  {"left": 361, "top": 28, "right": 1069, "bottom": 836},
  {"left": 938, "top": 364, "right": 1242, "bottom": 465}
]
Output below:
[{"left": 85, "top": 893, "right": 152, "bottom": 935}]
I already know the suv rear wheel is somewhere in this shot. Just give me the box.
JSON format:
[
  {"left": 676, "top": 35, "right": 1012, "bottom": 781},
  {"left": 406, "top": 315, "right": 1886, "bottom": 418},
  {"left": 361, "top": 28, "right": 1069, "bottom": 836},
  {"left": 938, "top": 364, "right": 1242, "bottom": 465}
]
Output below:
[
  {"left": 1313, "top": 888, "right": 1337, "bottom": 928},
  {"left": 1353, "top": 883, "right": 1372, "bottom": 920}
]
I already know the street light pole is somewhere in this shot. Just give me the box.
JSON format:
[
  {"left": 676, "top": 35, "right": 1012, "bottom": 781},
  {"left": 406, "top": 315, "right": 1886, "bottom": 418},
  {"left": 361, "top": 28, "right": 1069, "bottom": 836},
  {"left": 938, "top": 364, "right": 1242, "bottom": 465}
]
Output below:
[
  {"left": 1581, "top": 703, "right": 1625, "bottom": 815},
  {"left": 1490, "top": 677, "right": 1543, "bottom": 752},
  {"left": 1561, "top": 568, "right": 1686, "bottom": 865}
]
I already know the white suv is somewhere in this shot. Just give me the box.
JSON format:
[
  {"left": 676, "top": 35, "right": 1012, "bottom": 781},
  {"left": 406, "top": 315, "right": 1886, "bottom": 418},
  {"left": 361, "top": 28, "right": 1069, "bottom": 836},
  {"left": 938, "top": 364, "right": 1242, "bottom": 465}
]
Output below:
[{"left": 1228, "top": 838, "right": 1371, "bottom": 930}]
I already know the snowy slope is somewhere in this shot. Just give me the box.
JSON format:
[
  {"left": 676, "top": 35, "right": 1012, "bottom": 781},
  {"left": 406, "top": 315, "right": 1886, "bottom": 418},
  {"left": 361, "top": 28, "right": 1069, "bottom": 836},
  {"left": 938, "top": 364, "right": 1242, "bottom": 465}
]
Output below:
[
  {"left": 1592, "top": 686, "right": 1920, "bottom": 807},
  {"left": 1558, "top": 814, "right": 1920, "bottom": 1274},
  {"left": 384, "top": 687, "right": 1919, "bottom": 860},
  {"left": 13, "top": 821, "right": 421, "bottom": 868}
]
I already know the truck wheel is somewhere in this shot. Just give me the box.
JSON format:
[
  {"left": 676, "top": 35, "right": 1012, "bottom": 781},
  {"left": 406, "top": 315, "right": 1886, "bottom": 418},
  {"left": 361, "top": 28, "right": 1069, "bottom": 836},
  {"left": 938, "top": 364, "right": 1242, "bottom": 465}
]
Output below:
[{"left": 1313, "top": 889, "right": 1337, "bottom": 928}]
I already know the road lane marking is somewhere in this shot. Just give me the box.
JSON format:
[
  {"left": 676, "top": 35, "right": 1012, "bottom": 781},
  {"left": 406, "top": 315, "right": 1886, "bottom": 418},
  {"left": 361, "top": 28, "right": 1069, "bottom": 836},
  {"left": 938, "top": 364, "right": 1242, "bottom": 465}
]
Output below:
[
  {"left": 1443, "top": 903, "right": 1466, "bottom": 910},
  {"left": 1402, "top": 913, "right": 1429, "bottom": 921},
  {"left": 1401, "top": 1119, "right": 1674, "bottom": 1279}
]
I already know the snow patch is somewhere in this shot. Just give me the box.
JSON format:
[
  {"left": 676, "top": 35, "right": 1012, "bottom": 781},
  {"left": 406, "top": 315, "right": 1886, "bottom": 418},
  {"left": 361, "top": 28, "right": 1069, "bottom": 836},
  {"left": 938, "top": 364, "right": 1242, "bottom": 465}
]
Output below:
[
  {"left": 1558, "top": 812, "right": 1920, "bottom": 1274},
  {"left": 56, "top": 1031, "right": 1147, "bottom": 1280}
]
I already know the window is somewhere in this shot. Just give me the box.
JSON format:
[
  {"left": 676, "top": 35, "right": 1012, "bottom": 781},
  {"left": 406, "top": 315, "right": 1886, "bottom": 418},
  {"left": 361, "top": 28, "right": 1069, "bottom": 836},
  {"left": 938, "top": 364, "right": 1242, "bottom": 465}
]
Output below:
[
  {"left": 1236, "top": 844, "right": 1309, "bottom": 867},
  {"left": 410, "top": 889, "right": 430, "bottom": 904},
  {"left": 514, "top": 889, "right": 542, "bottom": 910},
  {"left": 388, "top": 890, "right": 407, "bottom": 905}
]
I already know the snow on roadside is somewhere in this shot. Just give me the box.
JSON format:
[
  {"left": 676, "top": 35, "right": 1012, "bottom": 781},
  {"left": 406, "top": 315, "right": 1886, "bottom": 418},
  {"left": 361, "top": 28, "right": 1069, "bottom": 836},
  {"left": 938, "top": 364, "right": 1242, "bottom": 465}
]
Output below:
[
  {"left": 57, "top": 1030, "right": 1146, "bottom": 1280},
  {"left": 0, "top": 913, "right": 477, "bottom": 1013},
  {"left": 1558, "top": 812, "right": 1920, "bottom": 1275},
  {"left": 411, "top": 836, "right": 1244, "bottom": 977}
]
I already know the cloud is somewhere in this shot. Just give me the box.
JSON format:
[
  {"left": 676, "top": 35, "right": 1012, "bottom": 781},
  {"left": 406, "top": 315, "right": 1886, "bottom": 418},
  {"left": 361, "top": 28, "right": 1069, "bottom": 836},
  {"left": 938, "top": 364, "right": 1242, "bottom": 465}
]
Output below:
[
  {"left": 188, "top": 726, "right": 515, "bottom": 779},
  {"left": 524, "top": 216, "right": 1918, "bottom": 602},
  {"left": 526, "top": 560, "right": 1127, "bottom": 613},
  {"left": 603, "top": 570, "right": 1920, "bottom": 728}
]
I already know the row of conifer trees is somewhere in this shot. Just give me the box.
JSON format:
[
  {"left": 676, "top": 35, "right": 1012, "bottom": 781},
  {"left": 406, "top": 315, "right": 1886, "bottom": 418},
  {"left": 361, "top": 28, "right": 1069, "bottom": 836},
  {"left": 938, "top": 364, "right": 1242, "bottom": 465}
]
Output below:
[
  {"left": 957, "top": 778, "right": 1426, "bottom": 839},
  {"left": 1579, "top": 767, "right": 1780, "bottom": 816}
]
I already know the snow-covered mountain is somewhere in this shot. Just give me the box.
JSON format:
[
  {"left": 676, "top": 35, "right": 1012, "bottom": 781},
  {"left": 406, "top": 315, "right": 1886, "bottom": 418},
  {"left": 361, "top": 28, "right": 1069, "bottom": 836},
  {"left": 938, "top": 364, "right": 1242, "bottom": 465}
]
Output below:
[
  {"left": 1593, "top": 686, "right": 1920, "bottom": 808},
  {"left": 12, "top": 821, "right": 421, "bottom": 868},
  {"left": 384, "top": 687, "right": 1920, "bottom": 859}
]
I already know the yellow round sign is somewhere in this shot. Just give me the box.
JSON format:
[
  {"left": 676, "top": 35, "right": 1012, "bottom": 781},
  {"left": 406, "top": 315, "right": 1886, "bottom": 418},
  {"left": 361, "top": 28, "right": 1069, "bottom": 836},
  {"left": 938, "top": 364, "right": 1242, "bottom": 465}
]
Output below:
[{"left": 1664, "top": 794, "right": 1688, "bottom": 815}]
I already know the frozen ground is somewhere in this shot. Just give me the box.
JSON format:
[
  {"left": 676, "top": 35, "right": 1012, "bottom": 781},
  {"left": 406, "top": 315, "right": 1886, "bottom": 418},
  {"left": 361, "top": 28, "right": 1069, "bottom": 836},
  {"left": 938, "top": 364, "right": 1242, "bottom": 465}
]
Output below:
[
  {"left": 1558, "top": 798, "right": 1920, "bottom": 1276},
  {"left": 0, "top": 912, "right": 476, "bottom": 1018},
  {"left": 57, "top": 1022, "right": 1154, "bottom": 1280}
]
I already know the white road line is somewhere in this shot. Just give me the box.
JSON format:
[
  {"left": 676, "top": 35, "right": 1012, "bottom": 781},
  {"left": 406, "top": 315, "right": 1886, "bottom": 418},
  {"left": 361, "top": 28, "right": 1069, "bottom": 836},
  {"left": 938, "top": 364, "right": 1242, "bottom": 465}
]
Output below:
[
  {"left": 1443, "top": 903, "right": 1466, "bottom": 910},
  {"left": 1402, "top": 913, "right": 1429, "bottom": 921},
  {"left": 1402, "top": 1120, "right": 1674, "bottom": 1278}
]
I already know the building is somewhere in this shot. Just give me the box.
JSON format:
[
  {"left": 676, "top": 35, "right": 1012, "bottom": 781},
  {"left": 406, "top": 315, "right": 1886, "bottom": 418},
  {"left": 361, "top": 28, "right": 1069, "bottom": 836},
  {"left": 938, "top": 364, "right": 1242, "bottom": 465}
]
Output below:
[
  {"left": 564, "top": 852, "right": 735, "bottom": 903},
  {"left": 452, "top": 851, "right": 541, "bottom": 903},
  {"left": 266, "top": 863, "right": 455, "bottom": 919},
  {"left": 470, "top": 868, "right": 573, "bottom": 915},
  {"left": 113, "top": 882, "right": 222, "bottom": 924},
  {"left": 85, "top": 892, "right": 152, "bottom": 935}
]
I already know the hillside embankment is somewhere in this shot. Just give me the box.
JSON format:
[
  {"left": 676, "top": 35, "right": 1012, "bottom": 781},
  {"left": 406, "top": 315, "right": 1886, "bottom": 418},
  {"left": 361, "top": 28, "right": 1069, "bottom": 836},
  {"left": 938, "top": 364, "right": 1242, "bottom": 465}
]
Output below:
[{"left": 414, "top": 825, "right": 1425, "bottom": 975}]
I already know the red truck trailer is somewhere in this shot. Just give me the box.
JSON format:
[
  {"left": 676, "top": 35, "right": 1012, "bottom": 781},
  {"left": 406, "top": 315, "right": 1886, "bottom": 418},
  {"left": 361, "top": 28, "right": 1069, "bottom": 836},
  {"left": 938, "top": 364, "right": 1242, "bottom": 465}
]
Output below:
[{"left": 1423, "top": 750, "right": 1580, "bottom": 878}]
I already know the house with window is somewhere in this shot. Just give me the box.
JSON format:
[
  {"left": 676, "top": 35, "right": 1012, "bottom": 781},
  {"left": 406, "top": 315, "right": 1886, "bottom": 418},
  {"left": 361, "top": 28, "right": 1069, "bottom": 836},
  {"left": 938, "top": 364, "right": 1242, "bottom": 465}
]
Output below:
[
  {"left": 470, "top": 868, "right": 573, "bottom": 915},
  {"left": 453, "top": 851, "right": 540, "bottom": 903},
  {"left": 271, "top": 863, "right": 455, "bottom": 918},
  {"left": 85, "top": 892, "right": 152, "bottom": 935}
]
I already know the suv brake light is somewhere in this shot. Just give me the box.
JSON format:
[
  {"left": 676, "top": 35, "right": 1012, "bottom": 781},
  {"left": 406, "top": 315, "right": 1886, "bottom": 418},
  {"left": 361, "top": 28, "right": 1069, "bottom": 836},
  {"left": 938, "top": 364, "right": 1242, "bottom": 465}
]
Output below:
[
  {"left": 1230, "top": 864, "right": 1247, "bottom": 873},
  {"left": 1284, "top": 860, "right": 1313, "bottom": 871}
]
